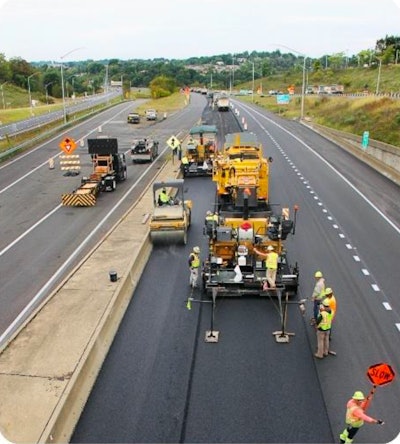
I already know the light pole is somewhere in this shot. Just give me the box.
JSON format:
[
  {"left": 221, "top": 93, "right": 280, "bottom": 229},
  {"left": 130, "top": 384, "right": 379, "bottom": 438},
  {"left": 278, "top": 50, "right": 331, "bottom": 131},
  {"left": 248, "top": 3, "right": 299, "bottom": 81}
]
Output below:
[
  {"left": 272, "top": 44, "right": 307, "bottom": 120},
  {"left": 28, "top": 72, "right": 39, "bottom": 116},
  {"left": 376, "top": 58, "right": 382, "bottom": 95},
  {"left": 44, "top": 82, "right": 54, "bottom": 105},
  {"left": 60, "top": 47, "right": 84, "bottom": 124},
  {"left": 251, "top": 61, "right": 255, "bottom": 103},
  {"left": 1, "top": 81, "right": 8, "bottom": 110}
]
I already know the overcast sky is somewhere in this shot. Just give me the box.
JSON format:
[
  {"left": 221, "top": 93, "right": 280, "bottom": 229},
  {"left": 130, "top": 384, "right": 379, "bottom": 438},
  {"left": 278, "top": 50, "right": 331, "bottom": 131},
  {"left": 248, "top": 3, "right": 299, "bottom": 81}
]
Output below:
[{"left": 0, "top": 0, "right": 400, "bottom": 62}]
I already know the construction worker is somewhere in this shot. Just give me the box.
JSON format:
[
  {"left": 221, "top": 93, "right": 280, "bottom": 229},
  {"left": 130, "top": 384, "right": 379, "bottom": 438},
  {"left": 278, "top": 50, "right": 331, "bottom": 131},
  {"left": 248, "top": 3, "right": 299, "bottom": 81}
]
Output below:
[
  {"left": 311, "top": 270, "right": 325, "bottom": 325},
  {"left": 158, "top": 188, "right": 170, "bottom": 206},
  {"left": 188, "top": 246, "right": 201, "bottom": 288},
  {"left": 314, "top": 299, "right": 332, "bottom": 359},
  {"left": 204, "top": 210, "right": 218, "bottom": 237},
  {"left": 323, "top": 287, "right": 337, "bottom": 339},
  {"left": 253, "top": 245, "right": 279, "bottom": 288},
  {"left": 339, "top": 391, "right": 384, "bottom": 443}
]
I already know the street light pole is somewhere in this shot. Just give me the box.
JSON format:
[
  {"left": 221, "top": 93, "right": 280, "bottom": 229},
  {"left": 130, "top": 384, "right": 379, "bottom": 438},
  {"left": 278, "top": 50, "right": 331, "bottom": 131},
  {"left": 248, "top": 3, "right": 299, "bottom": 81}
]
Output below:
[
  {"left": 252, "top": 61, "right": 255, "bottom": 103},
  {"left": 45, "top": 82, "right": 54, "bottom": 105},
  {"left": 272, "top": 43, "right": 307, "bottom": 120},
  {"left": 301, "top": 56, "right": 307, "bottom": 120},
  {"left": 60, "top": 47, "right": 84, "bottom": 124},
  {"left": 376, "top": 58, "right": 382, "bottom": 95},
  {"left": 28, "top": 73, "right": 39, "bottom": 116}
]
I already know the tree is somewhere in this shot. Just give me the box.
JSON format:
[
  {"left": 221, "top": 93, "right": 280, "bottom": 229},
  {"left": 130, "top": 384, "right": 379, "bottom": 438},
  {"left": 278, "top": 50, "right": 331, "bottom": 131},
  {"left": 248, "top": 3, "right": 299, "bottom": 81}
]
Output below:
[
  {"left": 149, "top": 75, "right": 176, "bottom": 98},
  {"left": 0, "top": 53, "right": 12, "bottom": 82}
]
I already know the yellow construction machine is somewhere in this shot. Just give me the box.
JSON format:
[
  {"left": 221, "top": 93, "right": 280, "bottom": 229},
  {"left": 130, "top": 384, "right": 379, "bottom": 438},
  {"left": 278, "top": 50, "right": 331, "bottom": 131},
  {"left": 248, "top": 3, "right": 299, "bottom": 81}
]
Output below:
[
  {"left": 181, "top": 124, "right": 217, "bottom": 177},
  {"left": 202, "top": 132, "right": 299, "bottom": 296},
  {"left": 149, "top": 179, "right": 192, "bottom": 245}
]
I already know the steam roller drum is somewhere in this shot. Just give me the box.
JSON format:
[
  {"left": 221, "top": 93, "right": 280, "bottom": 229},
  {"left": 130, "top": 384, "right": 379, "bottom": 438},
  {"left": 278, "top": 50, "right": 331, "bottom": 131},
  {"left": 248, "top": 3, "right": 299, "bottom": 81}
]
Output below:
[{"left": 150, "top": 230, "right": 187, "bottom": 245}]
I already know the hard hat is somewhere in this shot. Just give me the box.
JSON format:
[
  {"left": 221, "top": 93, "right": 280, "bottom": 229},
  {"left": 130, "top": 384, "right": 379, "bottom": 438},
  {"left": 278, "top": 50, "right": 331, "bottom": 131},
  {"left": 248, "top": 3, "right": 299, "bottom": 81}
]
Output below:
[
  {"left": 352, "top": 391, "right": 365, "bottom": 401},
  {"left": 325, "top": 287, "right": 333, "bottom": 295},
  {"left": 193, "top": 246, "right": 200, "bottom": 253},
  {"left": 322, "top": 298, "right": 330, "bottom": 307},
  {"left": 206, "top": 210, "right": 212, "bottom": 215},
  {"left": 315, "top": 271, "right": 323, "bottom": 278},
  {"left": 267, "top": 245, "right": 274, "bottom": 251}
]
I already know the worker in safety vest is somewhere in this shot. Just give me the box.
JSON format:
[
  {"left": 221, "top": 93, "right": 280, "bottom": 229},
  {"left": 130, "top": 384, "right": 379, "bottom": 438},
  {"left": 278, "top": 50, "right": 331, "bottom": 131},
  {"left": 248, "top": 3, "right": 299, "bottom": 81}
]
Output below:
[
  {"left": 314, "top": 299, "right": 332, "bottom": 359},
  {"left": 181, "top": 155, "right": 189, "bottom": 175},
  {"left": 204, "top": 210, "right": 219, "bottom": 237},
  {"left": 310, "top": 270, "right": 325, "bottom": 325},
  {"left": 158, "top": 188, "right": 170, "bottom": 206},
  {"left": 253, "top": 245, "right": 279, "bottom": 288},
  {"left": 324, "top": 287, "right": 337, "bottom": 339},
  {"left": 188, "top": 246, "right": 201, "bottom": 288},
  {"left": 339, "top": 391, "right": 384, "bottom": 443}
]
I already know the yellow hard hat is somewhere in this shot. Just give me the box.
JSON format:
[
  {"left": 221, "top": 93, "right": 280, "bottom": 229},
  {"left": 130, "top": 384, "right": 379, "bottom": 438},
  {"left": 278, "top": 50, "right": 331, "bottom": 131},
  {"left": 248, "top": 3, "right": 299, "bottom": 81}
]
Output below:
[
  {"left": 325, "top": 287, "right": 333, "bottom": 295},
  {"left": 193, "top": 246, "right": 200, "bottom": 253},
  {"left": 352, "top": 391, "right": 365, "bottom": 400},
  {"left": 322, "top": 298, "right": 330, "bottom": 307},
  {"left": 315, "top": 271, "right": 323, "bottom": 278}
]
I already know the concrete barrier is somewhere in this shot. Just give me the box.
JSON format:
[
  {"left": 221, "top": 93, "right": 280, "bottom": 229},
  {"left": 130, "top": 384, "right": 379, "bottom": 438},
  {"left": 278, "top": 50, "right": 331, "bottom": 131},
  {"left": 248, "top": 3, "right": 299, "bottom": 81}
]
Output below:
[
  {"left": 303, "top": 121, "right": 400, "bottom": 187},
  {"left": 0, "top": 158, "right": 181, "bottom": 443}
]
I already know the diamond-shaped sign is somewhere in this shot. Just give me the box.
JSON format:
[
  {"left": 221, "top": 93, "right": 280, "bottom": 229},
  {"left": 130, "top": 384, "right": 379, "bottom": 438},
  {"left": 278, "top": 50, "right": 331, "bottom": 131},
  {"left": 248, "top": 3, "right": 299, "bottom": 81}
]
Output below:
[
  {"left": 366, "top": 362, "right": 395, "bottom": 386},
  {"left": 59, "top": 137, "right": 77, "bottom": 155},
  {"left": 166, "top": 135, "right": 180, "bottom": 150}
]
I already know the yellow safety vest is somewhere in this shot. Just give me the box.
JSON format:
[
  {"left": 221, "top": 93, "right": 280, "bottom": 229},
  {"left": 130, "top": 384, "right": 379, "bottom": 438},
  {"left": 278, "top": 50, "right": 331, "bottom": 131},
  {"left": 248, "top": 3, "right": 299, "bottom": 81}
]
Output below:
[
  {"left": 266, "top": 252, "right": 278, "bottom": 270},
  {"left": 190, "top": 253, "right": 200, "bottom": 268},
  {"left": 159, "top": 192, "right": 170, "bottom": 203},
  {"left": 346, "top": 404, "right": 364, "bottom": 428},
  {"left": 318, "top": 310, "right": 332, "bottom": 331}
]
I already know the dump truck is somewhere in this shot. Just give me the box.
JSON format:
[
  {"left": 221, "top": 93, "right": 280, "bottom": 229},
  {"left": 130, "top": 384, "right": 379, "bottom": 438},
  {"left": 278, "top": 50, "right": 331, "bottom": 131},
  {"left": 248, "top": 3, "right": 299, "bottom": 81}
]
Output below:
[
  {"left": 202, "top": 132, "right": 299, "bottom": 296},
  {"left": 181, "top": 124, "right": 218, "bottom": 177},
  {"left": 149, "top": 179, "right": 192, "bottom": 245},
  {"left": 61, "top": 137, "right": 127, "bottom": 207},
  {"left": 215, "top": 94, "right": 230, "bottom": 111}
]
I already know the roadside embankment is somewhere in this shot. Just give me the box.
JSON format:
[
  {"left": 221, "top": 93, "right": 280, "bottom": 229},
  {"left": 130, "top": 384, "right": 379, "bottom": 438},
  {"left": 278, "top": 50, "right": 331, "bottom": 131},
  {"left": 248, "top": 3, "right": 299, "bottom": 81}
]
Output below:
[{"left": 0, "top": 157, "right": 181, "bottom": 444}]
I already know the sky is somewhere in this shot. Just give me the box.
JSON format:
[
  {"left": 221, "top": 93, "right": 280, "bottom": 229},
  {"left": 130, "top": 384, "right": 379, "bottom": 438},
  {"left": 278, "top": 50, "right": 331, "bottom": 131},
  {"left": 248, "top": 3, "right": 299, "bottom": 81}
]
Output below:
[{"left": 0, "top": 0, "right": 400, "bottom": 62}]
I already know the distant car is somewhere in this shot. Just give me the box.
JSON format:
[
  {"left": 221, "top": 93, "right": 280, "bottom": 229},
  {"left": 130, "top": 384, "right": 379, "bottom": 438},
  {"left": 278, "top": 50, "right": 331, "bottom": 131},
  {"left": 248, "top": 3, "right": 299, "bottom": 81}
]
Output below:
[
  {"left": 145, "top": 109, "right": 157, "bottom": 121},
  {"left": 131, "top": 138, "right": 159, "bottom": 163},
  {"left": 127, "top": 113, "right": 140, "bottom": 124}
]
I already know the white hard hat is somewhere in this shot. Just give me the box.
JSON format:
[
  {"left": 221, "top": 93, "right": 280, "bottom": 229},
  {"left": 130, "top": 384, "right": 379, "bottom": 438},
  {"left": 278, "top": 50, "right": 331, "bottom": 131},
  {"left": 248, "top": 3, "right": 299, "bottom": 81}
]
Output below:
[
  {"left": 193, "top": 246, "right": 200, "bottom": 253},
  {"left": 206, "top": 210, "right": 212, "bottom": 215},
  {"left": 267, "top": 245, "right": 274, "bottom": 251}
]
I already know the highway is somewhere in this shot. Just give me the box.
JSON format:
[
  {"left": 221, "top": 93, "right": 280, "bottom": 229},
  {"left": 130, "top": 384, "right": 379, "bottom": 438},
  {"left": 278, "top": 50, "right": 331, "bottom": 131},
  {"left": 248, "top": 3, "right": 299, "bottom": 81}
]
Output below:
[
  {"left": 0, "top": 90, "right": 121, "bottom": 138},
  {"left": 0, "top": 94, "right": 206, "bottom": 345},
  {"left": 70, "top": 98, "right": 400, "bottom": 443}
]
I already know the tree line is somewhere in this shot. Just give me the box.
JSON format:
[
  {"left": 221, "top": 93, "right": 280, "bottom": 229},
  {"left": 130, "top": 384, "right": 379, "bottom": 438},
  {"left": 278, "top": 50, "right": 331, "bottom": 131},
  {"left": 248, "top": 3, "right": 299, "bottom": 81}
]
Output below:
[{"left": 0, "top": 35, "right": 399, "bottom": 103}]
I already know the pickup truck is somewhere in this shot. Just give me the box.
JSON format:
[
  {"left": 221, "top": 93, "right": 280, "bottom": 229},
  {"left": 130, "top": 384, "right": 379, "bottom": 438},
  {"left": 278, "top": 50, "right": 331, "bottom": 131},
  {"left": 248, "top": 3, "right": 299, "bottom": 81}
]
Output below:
[
  {"left": 131, "top": 138, "right": 159, "bottom": 163},
  {"left": 145, "top": 109, "right": 157, "bottom": 121}
]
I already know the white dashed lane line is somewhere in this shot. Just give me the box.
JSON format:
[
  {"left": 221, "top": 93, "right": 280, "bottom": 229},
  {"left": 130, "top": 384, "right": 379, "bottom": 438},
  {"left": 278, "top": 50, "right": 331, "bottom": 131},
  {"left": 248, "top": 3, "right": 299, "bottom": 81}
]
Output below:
[{"left": 246, "top": 115, "right": 400, "bottom": 334}]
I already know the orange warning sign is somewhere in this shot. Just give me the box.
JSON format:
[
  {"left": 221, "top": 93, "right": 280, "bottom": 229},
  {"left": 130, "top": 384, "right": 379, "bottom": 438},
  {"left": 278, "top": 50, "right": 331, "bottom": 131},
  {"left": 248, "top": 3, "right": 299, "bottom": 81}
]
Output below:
[
  {"left": 59, "top": 137, "right": 77, "bottom": 155},
  {"left": 367, "top": 363, "right": 395, "bottom": 386}
]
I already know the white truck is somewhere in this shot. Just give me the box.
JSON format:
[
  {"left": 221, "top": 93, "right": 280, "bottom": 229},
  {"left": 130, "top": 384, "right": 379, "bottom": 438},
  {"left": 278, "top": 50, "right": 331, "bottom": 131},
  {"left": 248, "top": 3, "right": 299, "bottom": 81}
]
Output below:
[{"left": 145, "top": 109, "right": 157, "bottom": 121}]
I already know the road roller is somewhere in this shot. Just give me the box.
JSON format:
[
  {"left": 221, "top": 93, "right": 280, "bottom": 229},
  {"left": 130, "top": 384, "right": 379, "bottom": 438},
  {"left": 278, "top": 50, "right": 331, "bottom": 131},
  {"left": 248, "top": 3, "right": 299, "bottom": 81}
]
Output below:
[{"left": 149, "top": 179, "right": 192, "bottom": 245}]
